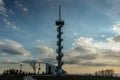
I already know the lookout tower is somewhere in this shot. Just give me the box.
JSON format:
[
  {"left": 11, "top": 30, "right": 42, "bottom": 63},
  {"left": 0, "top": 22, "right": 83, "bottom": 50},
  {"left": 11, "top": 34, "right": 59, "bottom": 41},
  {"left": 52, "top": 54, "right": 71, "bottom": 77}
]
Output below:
[{"left": 55, "top": 4, "right": 64, "bottom": 75}]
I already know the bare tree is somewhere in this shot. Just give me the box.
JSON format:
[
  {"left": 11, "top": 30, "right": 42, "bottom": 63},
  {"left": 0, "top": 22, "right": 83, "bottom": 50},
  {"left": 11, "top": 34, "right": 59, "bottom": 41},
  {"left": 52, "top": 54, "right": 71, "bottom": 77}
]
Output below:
[{"left": 95, "top": 69, "right": 114, "bottom": 76}]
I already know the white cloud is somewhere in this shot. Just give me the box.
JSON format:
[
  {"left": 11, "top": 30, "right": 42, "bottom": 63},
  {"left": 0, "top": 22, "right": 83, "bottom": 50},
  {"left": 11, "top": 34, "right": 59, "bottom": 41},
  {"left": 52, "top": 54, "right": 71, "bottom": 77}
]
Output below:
[
  {"left": 3, "top": 18, "right": 20, "bottom": 30},
  {"left": 73, "top": 37, "right": 96, "bottom": 53},
  {"left": 73, "top": 32, "right": 78, "bottom": 36},
  {"left": 64, "top": 37, "right": 97, "bottom": 65},
  {"left": 0, "top": 0, "right": 8, "bottom": 17},
  {"left": 0, "top": 39, "right": 30, "bottom": 56},
  {"left": 64, "top": 33, "right": 120, "bottom": 66},
  {"left": 108, "top": 23, "right": 120, "bottom": 43},
  {"left": 9, "top": 9, "right": 14, "bottom": 15},
  {"left": 36, "top": 46, "right": 56, "bottom": 58},
  {"left": 0, "top": 0, "right": 26, "bottom": 30},
  {"left": 15, "top": 1, "right": 28, "bottom": 12},
  {"left": 36, "top": 40, "right": 45, "bottom": 43},
  {"left": 100, "top": 34, "right": 105, "bottom": 38},
  {"left": 15, "top": 1, "right": 22, "bottom": 7},
  {"left": 113, "top": 23, "right": 120, "bottom": 33},
  {"left": 23, "top": 7, "right": 28, "bottom": 12}
]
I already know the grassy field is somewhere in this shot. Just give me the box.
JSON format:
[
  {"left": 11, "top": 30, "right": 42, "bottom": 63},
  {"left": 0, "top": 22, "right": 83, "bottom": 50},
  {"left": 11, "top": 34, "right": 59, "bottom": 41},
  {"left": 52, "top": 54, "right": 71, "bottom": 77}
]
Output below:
[{"left": 0, "top": 75, "right": 120, "bottom": 80}]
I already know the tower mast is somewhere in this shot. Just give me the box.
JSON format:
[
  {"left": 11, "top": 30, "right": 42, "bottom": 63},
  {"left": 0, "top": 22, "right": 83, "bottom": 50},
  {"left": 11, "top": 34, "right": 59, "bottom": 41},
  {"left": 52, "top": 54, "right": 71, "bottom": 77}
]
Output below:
[
  {"left": 55, "top": 3, "right": 64, "bottom": 75},
  {"left": 59, "top": 5, "right": 61, "bottom": 20}
]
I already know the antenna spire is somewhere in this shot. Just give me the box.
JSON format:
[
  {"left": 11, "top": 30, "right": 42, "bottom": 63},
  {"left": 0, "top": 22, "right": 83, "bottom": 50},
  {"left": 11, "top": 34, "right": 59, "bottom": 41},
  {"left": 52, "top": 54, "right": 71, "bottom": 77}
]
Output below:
[{"left": 59, "top": 4, "right": 61, "bottom": 20}]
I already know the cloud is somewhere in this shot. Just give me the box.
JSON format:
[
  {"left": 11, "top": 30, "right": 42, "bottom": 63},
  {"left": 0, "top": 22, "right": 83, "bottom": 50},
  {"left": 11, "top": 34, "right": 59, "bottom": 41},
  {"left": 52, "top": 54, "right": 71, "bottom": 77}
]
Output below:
[
  {"left": 9, "top": 9, "right": 14, "bottom": 15},
  {"left": 24, "top": 46, "right": 57, "bottom": 64},
  {"left": 0, "top": 59, "right": 22, "bottom": 64},
  {"left": 64, "top": 37, "right": 97, "bottom": 65},
  {"left": 36, "top": 46, "right": 56, "bottom": 58},
  {"left": 3, "top": 18, "right": 20, "bottom": 30},
  {"left": 15, "top": 1, "right": 28, "bottom": 12},
  {"left": 113, "top": 23, "right": 120, "bottom": 33},
  {"left": 23, "top": 7, "right": 28, "bottom": 12},
  {"left": 42, "top": 58, "right": 56, "bottom": 64},
  {"left": 73, "top": 32, "right": 78, "bottom": 36},
  {"left": 0, "top": 39, "right": 30, "bottom": 56},
  {"left": 0, "top": 0, "right": 28, "bottom": 17},
  {"left": 80, "top": 61, "right": 117, "bottom": 66},
  {"left": 22, "top": 58, "right": 56, "bottom": 64},
  {"left": 22, "top": 59, "right": 41, "bottom": 64},
  {"left": 0, "top": 0, "right": 7, "bottom": 17},
  {"left": 0, "top": 0, "right": 19, "bottom": 31},
  {"left": 73, "top": 37, "right": 96, "bottom": 54},
  {"left": 36, "top": 40, "right": 45, "bottom": 43},
  {"left": 0, "top": 0, "right": 26, "bottom": 31},
  {"left": 99, "top": 49, "right": 120, "bottom": 60},
  {"left": 109, "top": 23, "right": 120, "bottom": 43},
  {"left": 111, "top": 34, "right": 120, "bottom": 42},
  {"left": 64, "top": 29, "right": 120, "bottom": 66},
  {"left": 100, "top": 34, "right": 105, "bottom": 38}
]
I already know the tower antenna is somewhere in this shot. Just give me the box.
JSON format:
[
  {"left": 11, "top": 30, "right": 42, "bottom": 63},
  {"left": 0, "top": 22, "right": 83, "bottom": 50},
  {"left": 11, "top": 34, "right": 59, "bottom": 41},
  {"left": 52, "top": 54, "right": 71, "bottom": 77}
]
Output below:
[{"left": 59, "top": 4, "right": 61, "bottom": 20}]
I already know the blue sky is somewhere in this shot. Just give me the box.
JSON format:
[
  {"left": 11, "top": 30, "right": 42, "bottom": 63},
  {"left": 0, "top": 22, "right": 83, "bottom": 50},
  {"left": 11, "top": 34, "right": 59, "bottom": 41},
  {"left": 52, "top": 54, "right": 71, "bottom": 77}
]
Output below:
[{"left": 1, "top": 0, "right": 120, "bottom": 74}]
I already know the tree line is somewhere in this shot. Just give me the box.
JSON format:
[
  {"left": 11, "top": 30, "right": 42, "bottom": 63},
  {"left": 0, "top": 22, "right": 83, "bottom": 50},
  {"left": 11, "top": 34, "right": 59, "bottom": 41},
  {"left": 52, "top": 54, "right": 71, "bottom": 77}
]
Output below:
[
  {"left": 95, "top": 69, "right": 115, "bottom": 76},
  {"left": 3, "top": 69, "right": 36, "bottom": 75}
]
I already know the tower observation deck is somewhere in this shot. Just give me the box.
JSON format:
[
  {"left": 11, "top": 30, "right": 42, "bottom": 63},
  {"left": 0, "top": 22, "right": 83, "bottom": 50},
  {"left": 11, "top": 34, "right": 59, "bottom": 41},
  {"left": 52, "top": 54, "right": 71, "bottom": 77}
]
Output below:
[{"left": 55, "top": 4, "right": 64, "bottom": 75}]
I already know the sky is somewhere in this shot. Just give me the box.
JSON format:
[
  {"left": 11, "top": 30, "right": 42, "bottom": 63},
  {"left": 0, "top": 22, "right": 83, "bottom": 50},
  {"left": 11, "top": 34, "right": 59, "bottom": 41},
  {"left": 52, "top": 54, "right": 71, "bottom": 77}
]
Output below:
[{"left": 1, "top": 0, "right": 120, "bottom": 74}]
